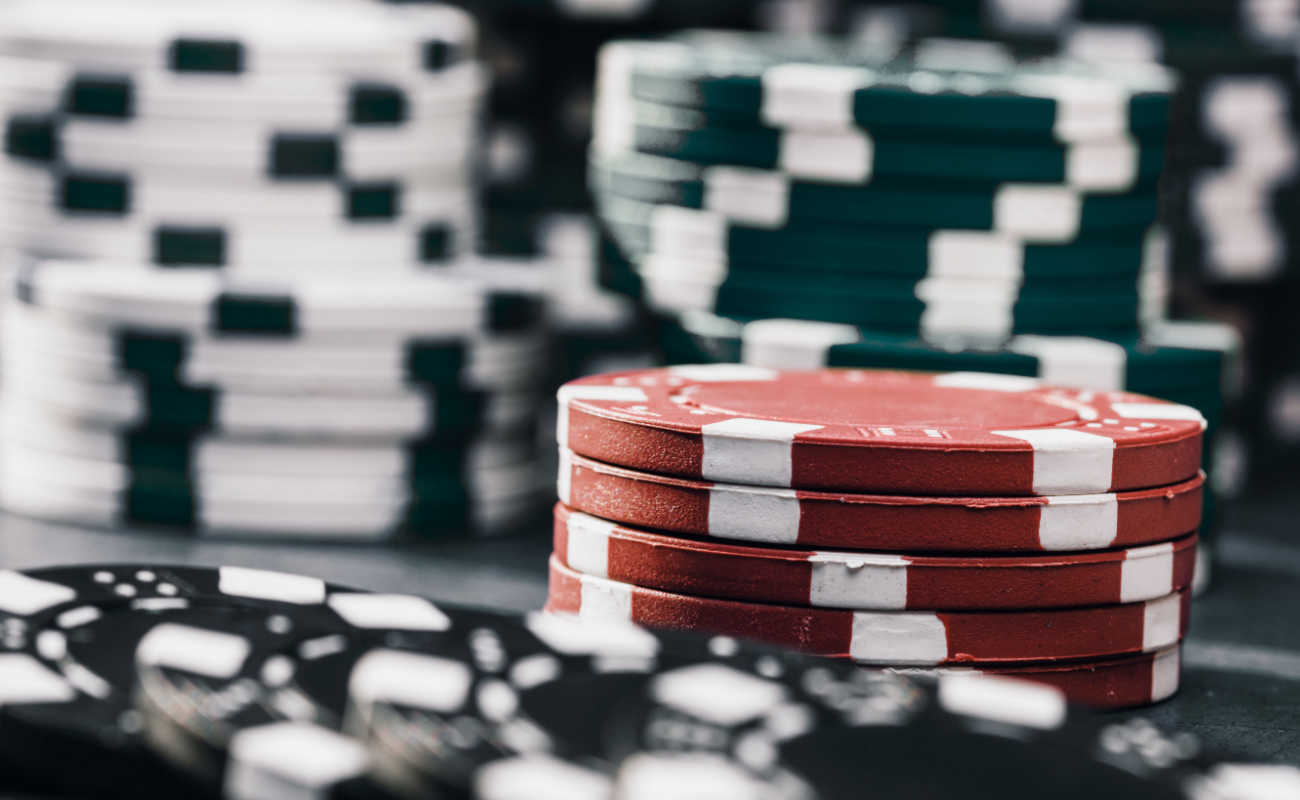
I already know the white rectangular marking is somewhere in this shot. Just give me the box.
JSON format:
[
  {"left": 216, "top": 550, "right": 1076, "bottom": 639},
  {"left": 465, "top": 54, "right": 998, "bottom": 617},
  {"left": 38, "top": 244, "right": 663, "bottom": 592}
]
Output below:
[
  {"left": 1039, "top": 493, "right": 1119, "bottom": 550},
  {"left": 849, "top": 612, "right": 948, "bottom": 664},
  {"left": 328, "top": 594, "right": 451, "bottom": 631},
  {"left": 760, "top": 64, "right": 871, "bottom": 129},
  {"left": 990, "top": 428, "right": 1115, "bottom": 494},
  {"left": 0, "top": 571, "right": 77, "bottom": 615},
  {"left": 1151, "top": 646, "right": 1181, "bottom": 702},
  {"left": 994, "top": 184, "right": 1081, "bottom": 241},
  {"left": 703, "top": 167, "right": 791, "bottom": 227},
  {"left": 218, "top": 567, "right": 326, "bottom": 605},
  {"left": 778, "top": 129, "right": 873, "bottom": 182},
  {"left": 579, "top": 576, "right": 633, "bottom": 621},
  {"left": 1121, "top": 542, "right": 1175, "bottom": 603},
  {"left": 1008, "top": 335, "right": 1128, "bottom": 390},
  {"left": 1142, "top": 593, "right": 1183, "bottom": 651},
  {"left": 808, "top": 552, "right": 908, "bottom": 609},
  {"left": 136, "top": 624, "right": 250, "bottom": 679},
  {"left": 938, "top": 674, "right": 1066, "bottom": 729},
  {"left": 1112, "top": 402, "right": 1206, "bottom": 424},
  {"left": 564, "top": 511, "right": 616, "bottom": 579},
  {"left": 707, "top": 484, "right": 801, "bottom": 544},
  {"left": 0, "top": 654, "right": 75, "bottom": 705},
  {"left": 700, "top": 418, "right": 823, "bottom": 487}
]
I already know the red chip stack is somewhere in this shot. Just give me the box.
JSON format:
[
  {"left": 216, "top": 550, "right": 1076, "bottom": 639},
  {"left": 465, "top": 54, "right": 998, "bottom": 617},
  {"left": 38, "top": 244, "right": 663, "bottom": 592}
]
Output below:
[{"left": 547, "top": 365, "right": 1208, "bottom": 708}]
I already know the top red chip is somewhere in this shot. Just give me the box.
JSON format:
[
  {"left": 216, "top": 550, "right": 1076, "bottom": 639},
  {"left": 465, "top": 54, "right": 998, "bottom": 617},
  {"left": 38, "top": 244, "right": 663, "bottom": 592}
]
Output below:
[{"left": 557, "top": 366, "right": 1205, "bottom": 496}]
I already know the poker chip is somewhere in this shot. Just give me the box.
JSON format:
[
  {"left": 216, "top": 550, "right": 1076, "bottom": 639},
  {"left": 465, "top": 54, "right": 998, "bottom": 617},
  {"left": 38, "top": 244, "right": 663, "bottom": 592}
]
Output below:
[
  {"left": 397, "top": 616, "right": 794, "bottom": 798},
  {"left": 134, "top": 585, "right": 791, "bottom": 800},
  {"left": 5, "top": 305, "right": 552, "bottom": 394},
  {"left": 775, "top": 668, "right": 1195, "bottom": 786},
  {"left": 606, "top": 663, "right": 1193, "bottom": 797},
  {"left": 598, "top": 193, "right": 1167, "bottom": 279},
  {"left": 3, "top": 439, "right": 537, "bottom": 502},
  {"left": 4, "top": 117, "right": 479, "bottom": 182},
  {"left": 655, "top": 312, "right": 1236, "bottom": 394},
  {"left": 133, "top": 594, "right": 548, "bottom": 798},
  {"left": 0, "top": 0, "right": 478, "bottom": 75},
  {"left": 2, "top": 370, "right": 538, "bottom": 440},
  {"left": 600, "top": 100, "right": 1167, "bottom": 190},
  {"left": 0, "top": 163, "right": 479, "bottom": 226},
  {"left": 546, "top": 555, "right": 1190, "bottom": 665},
  {"left": 11, "top": 260, "right": 543, "bottom": 337},
  {"left": 895, "top": 647, "right": 1184, "bottom": 711},
  {"left": 0, "top": 53, "right": 491, "bottom": 126},
  {"left": 2, "top": 215, "right": 474, "bottom": 270},
  {"left": 591, "top": 150, "right": 1162, "bottom": 239},
  {"left": 1, "top": 439, "right": 543, "bottom": 538},
  {"left": 633, "top": 262, "right": 1166, "bottom": 337},
  {"left": 558, "top": 366, "right": 1205, "bottom": 496},
  {"left": 553, "top": 503, "right": 1198, "bottom": 610},
  {"left": 635, "top": 248, "right": 1165, "bottom": 298},
  {"left": 604, "top": 35, "right": 1174, "bottom": 141},
  {"left": 0, "top": 564, "right": 358, "bottom": 795},
  {"left": 558, "top": 449, "right": 1204, "bottom": 553},
  {"left": 4, "top": 407, "right": 533, "bottom": 477}
]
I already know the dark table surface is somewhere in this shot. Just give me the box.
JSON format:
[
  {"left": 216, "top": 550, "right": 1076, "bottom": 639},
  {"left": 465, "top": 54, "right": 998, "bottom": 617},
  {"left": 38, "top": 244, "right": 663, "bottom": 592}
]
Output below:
[{"left": 3, "top": 486, "right": 1297, "bottom": 766}]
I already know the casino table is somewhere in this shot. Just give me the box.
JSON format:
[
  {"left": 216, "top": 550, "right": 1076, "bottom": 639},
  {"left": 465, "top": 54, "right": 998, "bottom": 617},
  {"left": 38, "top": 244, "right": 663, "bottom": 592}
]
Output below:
[{"left": 3, "top": 483, "right": 1296, "bottom": 765}]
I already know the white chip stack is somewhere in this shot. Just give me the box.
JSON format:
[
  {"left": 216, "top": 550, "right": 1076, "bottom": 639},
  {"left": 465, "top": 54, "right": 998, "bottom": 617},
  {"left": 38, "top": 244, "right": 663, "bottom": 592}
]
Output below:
[{"left": 0, "top": 0, "right": 551, "bottom": 540}]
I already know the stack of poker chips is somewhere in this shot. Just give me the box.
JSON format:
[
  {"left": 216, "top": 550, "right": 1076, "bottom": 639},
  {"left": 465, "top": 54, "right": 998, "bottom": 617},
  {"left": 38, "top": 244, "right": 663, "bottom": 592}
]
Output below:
[
  {"left": 591, "top": 33, "right": 1174, "bottom": 339},
  {"left": 0, "top": 0, "right": 551, "bottom": 539},
  {"left": 588, "top": 32, "right": 1240, "bottom": 583},
  {"left": 550, "top": 365, "right": 1208, "bottom": 709}
]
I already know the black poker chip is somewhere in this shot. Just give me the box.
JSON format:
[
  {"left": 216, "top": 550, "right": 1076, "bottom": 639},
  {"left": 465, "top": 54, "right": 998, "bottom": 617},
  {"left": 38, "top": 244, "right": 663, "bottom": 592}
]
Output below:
[
  {"left": 136, "top": 601, "right": 556, "bottom": 799},
  {"left": 595, "top": 662, "right": 1222, "bottom": 800},
  {"left": 0, "top": 564, "right": 360, "bottom": 796}
]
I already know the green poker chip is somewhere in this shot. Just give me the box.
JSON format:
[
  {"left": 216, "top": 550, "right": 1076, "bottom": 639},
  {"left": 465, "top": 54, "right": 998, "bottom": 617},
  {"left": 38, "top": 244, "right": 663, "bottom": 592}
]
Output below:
[
  {"left": 654, "top": 310, "right": 1233, "bottom": 397},
  {"left": 618, "top": 101, "right": 1166, "bottom": 189},
  {"left": 639, "top": 267, "right": 1160, "bottom": 336},
  {"left": 597, "top": 194, "right": 1163, "bottom": 280},
  {"left": 612, "top": 34, "right": 1174, "bottom": 142},
  {"left": 591, "top": 150, "right": 1161, "bottom": 234}
]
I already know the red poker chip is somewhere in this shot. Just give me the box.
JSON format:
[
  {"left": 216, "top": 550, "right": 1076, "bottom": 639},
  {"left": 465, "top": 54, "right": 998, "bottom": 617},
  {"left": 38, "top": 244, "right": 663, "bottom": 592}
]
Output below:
[
  {"left": 557, "top": 366, "right": 1206, "bottom": 495},
  {"left": 559, "top": 450, "right": 1205, "bottom": 553},
  {"left": 897, "top": 645, "right": 1182, "bottom": 710},
  {"left": 552, "top": 503, "right": 1198, "bottom": 611},
  {"left": 546, "top": 556, "right": 1189, "bottom": 665}
]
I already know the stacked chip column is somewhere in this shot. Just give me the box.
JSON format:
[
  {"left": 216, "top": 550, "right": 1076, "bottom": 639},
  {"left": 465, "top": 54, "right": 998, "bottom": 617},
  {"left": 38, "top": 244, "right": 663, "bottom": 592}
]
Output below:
[
  {"left": 549, "top": 366, "right": 1208, "bottom": 709},
  {"left": 0, "top": 0, "right": 550, "bottom": 539}
]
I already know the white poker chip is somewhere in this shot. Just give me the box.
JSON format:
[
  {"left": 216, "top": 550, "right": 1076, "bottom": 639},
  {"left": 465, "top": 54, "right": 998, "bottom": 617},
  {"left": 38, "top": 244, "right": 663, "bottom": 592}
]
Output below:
[{"left": 0, "top": 0, "right": 478, "bottom": 76}]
